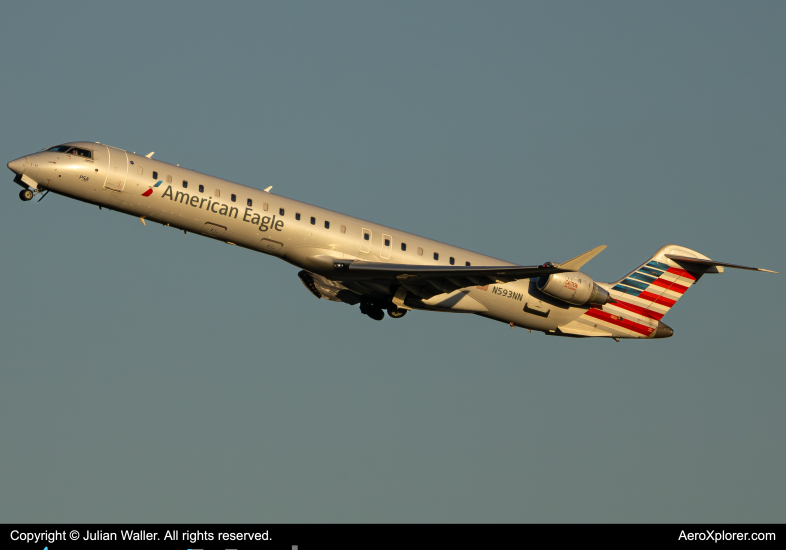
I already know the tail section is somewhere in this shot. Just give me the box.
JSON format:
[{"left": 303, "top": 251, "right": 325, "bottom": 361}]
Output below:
[
  {"left": 555, "top": 245, "right": 705, "bottom": 339},
  {"left": 562, "top": 244, "right": 775, "bottom": 340},
  {"left": 606, "top": 244, "right": 706, "bottom": 322}
]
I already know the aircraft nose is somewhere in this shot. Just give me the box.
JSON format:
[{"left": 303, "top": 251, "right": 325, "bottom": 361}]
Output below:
[{"left": 7, "top": 156, "right": 27, "bottom": 176}]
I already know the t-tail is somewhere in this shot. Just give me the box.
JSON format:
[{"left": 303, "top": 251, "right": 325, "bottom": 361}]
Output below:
[{"left": 575, "top": 244, "right": 777, "bottom": 340}]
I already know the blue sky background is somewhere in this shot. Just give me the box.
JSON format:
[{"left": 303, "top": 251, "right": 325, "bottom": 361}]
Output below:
[{"left": 1, "top": 1, "right": 784, "bottom": 522}]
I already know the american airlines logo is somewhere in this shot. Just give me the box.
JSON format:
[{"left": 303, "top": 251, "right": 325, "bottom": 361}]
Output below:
[{"left": 141, "top": 180, "right": 163, "bottom": 197}]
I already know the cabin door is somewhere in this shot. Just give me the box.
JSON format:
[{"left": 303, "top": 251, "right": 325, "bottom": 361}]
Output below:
[{"left": 103, "top": 146, "right": 128, "bottom": 192}]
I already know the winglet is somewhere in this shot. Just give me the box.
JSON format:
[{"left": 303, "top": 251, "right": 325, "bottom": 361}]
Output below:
[
  {"left": 145, "top": 152, "right": 154, "bottom": 158},
  {"left": 558, "top": 245, "right": 607, "bottom": 271}
]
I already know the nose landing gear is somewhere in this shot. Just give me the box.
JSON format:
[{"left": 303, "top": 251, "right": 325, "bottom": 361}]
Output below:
[{"left": 18, "top": 188, "right": 49, "bottom": 202}]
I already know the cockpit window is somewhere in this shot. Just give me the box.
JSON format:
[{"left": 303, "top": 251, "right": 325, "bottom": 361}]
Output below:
[
  {"left": 46, "top": 145, "right": 92, "bottom": 158},
  {"left": 70, "top": 147, "right": 92, "bottom": 158}
]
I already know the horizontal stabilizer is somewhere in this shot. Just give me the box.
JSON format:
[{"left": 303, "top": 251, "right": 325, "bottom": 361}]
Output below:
[
  {"left": 664, "top": 255, "right": 778, "bottom": 274},
  {"left": 558, "top": 245, "right": 606, "bottom": 271}
]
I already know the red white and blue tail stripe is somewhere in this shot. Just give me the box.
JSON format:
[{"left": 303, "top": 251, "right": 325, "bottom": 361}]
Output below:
[
  {"left": 608, "top": 258, "right": 696, "bottom": 321},
  {"left": 580, "top": 245, "right": 708, "bottom": 338},
  {"left": 564, "top": 244, "right": 775, "bottom": 339}
]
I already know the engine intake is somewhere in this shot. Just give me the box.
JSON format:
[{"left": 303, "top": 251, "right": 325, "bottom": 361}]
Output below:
[{"left": 536, "top": 271, "right": 614, "bottom": 306}]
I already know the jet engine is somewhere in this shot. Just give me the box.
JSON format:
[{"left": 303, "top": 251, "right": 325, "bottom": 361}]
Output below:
[{"left": 536, "top": 272, "right": 614, "bottom": 306}]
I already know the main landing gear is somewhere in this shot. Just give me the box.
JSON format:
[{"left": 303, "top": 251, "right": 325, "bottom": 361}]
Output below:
[
  {"left": 387, "top": 306, "right": 407, "bottom": 319},
  {"left": 359, "top": 299, "right": 408, "bottom": 321}
]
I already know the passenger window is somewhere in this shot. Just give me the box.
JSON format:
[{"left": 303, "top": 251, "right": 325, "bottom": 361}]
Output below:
[
  {"left": 417, "top": 247, "right": 423, "bottom": 256},
  {"left": 248, "top": 199, "right": 253, "bottom": 207},
  {"left": 231, "top": 194, "right": 236, "bottom": 202},
  {"left": 183, "top": 180, "right": 188, "bottom": 188},
  {"left": 152, "top": 171, "right": 158, "bottom": 179},
  {"left": 434, "top": 252, "right": 439, "bottom": 261},
  {"left": 325, "top": 220, "right": 330, "bottom": 229},
  {"left": 310, "top": 217, "right": 316, "bottom": 225},
  {"left": 364, "top": 232, "right": 370, "bottom": 241},
  {"left": 295, "top": 213, "right": 300, "bottom": 220},
  {"left": 199, "top": 184, "right": 204, "bottom": 193},
  {"left": 215, "top": 189, "right": 220, "bottom": 197},
  {"left": 401, "top": 243, "right": 407, "bottom": 251},
  {"left": 166, "top": 175, "right": 172, "bottom": 183},
  {"left": 262, "top": 202, "right": 267, "bottom": 211},
  {"left": 279, "top": 208, "right": 285, "bottom": 216},
  {"left": 465, "top": 261, "right": 471, "bottom": 266},
  {"left": 137, "top": 166, "right": 143, "bottom": 175},
  {"left": 449, "top": 257, "right": 455, "bottom": 265},
  {"left": 340, "top": 225, "right": 346, "bottom": 234},
  {"left": 384, "top": 238, "right": 390, "bottom": 247}
]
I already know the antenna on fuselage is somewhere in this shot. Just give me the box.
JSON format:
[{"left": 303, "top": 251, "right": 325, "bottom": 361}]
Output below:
[
  {"left": 264, "top": 186, "right": 272, "bottom": 192},
  {"left": 145, "top": 152, "right": 154, "bottom": 158}
]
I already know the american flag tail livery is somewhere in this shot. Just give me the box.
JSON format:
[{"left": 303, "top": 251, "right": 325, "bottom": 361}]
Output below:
[{"left": 570, "top": 244, "right": 777, "bottom": 340}]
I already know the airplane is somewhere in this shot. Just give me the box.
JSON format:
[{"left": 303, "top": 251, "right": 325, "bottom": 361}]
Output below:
[{"left": 7, "top": 141, "right": 777, "bottom": 341}]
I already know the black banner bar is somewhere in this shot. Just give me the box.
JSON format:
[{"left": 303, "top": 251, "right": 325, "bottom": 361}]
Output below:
[{"left": 3, "top": 524, "right": 782, "bottom": 549}]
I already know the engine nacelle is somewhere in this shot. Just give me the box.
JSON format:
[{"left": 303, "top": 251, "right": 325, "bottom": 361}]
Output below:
[{"left": 536, "top": 271, "right": 614, "bottom": 306}]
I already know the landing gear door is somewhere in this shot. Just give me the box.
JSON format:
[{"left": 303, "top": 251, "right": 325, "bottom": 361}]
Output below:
[
  {"left": 103, "top": 146, "right": 128, "bottom": 192},
  {"left": 258, "top": 238, "right": 285, "bottom": 256}
]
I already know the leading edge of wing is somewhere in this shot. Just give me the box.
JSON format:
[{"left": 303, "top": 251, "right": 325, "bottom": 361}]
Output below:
[{"left": 332, "top": 259, "right": 570, "bottom": 282}]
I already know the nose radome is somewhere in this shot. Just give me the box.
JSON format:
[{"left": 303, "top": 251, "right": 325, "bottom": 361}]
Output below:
[{"left": 7, "top": 156, "right": 27, "bottom": 176}]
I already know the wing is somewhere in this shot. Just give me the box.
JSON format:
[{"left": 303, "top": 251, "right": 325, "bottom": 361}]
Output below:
[{"left": 330, "top": 259, "right": 570, "bottom": 300}]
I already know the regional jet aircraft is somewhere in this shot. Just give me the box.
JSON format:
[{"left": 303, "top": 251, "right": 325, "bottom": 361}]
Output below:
[{"left": 7, "top": 142, "right": 777, "bottom": 340}]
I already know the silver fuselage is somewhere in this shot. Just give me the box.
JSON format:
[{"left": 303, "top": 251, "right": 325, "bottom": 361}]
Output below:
[{"left": 8, "top": 141, "right": 622, "bottom": 335}]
